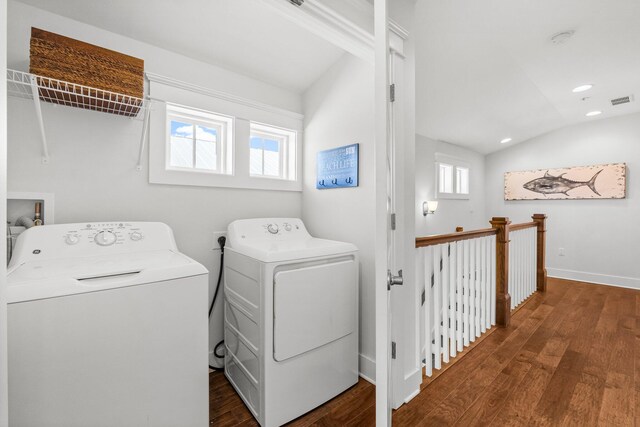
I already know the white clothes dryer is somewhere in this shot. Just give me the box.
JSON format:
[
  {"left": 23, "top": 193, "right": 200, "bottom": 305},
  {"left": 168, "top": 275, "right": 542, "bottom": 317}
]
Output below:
[{"left": 224, "top": 218, "right": 359, "bottom": 427}]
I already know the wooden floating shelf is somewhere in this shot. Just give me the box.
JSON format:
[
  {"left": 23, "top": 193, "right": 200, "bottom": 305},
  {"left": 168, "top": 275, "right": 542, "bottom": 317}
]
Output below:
[{"left": 6, "top": 69, "right": 148, "bottom": 118}]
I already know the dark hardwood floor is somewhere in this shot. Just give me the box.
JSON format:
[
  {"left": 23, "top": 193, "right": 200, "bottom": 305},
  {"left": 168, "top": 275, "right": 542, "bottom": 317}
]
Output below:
[
  {"left": 211, "top": 278, "right": 640, "bottom": 426},
  {"left": 209, "top": 370, "right": 375, "bottom": 426}
]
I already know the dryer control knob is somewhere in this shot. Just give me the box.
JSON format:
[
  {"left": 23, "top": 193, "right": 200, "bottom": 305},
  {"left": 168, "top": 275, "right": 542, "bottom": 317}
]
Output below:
[
  {"left": 94, "top": 231, "right": 117, "bottom": 246},
  {"left": 267, "top": 224, "right": 279, "bottom": 234},
  {"left": 65, "top": 234, "right": 79, "bottom": 245},
  {"left": 283, "top": 223, "right": 292, "bottom": 231},
  {"left": 130, "top": 231, "right": 143, "bottom": 241}
]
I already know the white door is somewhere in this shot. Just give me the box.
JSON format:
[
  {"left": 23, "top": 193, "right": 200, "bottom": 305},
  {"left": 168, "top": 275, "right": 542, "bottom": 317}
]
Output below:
[{"left": 374, "top": 0, "right": 394, "bottom": 425}]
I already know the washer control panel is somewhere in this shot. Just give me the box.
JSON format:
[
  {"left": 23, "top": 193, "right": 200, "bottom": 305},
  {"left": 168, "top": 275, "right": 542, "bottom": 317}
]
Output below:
[
  {"left": 62, "top": 223, "right": 146, "bottom": 247},
  {"left": 8, "top": 222, "right": 177, "bottom": 267}
]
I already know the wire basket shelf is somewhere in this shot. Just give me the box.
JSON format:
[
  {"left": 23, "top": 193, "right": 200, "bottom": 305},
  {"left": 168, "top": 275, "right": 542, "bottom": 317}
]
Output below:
[{"left": 6, "top": 69, "right": 149, "bottom": 118}]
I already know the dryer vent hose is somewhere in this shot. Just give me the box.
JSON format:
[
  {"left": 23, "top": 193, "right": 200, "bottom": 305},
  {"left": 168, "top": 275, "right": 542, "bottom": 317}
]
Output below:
[{"left": 15, "top": 216, "right": 35, "bottom": 229}]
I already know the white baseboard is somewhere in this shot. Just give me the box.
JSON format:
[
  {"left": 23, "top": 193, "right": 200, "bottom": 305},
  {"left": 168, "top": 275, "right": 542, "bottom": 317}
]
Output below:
[
  {"left": 359, "top": 353, "right": 376, "bottom": 385},
  {"left": 548, "top": 268, "right": 640, "bottom": 290},
  {"left": 401, "top": 367, "right": 422, "bottom": 405}
]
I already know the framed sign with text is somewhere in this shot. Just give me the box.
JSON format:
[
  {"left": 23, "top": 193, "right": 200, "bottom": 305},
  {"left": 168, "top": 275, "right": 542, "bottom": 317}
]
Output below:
[{"left": 316, "top": 143, "right": 359, "bottom": 189}]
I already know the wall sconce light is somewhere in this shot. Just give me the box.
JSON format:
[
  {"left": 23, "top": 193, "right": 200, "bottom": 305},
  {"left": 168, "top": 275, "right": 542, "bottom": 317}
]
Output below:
[{"left": 423, "top": 201, "right": 438, "bottom": 216}]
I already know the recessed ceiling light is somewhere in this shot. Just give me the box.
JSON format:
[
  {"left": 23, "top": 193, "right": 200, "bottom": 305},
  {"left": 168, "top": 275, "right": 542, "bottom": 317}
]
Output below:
[
  {"left": 573, "top": 84, "right": 593, "bottom": 93},
  {"left": 500, "top": 138, "right": 512, "bottom": 144},
  {"left": 586, "top": 110, "right": 602, "bottom": 117}
]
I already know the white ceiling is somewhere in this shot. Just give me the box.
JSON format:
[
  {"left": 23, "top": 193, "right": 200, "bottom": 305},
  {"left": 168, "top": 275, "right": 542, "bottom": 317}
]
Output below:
[
  {"left": 15, "top": 0, "right": 345, "bottom": 93},
  {"left": 415, "top": 0, "right": 640, "bottom": 153}
]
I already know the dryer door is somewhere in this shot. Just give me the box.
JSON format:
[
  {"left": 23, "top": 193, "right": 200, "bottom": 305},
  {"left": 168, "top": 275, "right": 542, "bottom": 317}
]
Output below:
[{"left": 273, "top": 258, "right": 357, "bottom": 362}]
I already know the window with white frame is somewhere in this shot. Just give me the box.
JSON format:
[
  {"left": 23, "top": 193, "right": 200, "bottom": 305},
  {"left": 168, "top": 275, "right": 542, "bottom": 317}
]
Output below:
[
  {"left": 436, "top": 154, "right": 470, "bottom": 199},
  {"left": 249, "top": 122, "right": 296, "bottom": 181},
  {"left": 166, "top": 104, "right": 233, "bottom": 174}
]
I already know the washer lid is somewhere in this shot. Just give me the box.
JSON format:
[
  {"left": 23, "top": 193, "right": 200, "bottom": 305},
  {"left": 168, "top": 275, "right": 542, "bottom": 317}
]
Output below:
[{"left": 7, "top": 250, "right": 207, "bottom": 304}]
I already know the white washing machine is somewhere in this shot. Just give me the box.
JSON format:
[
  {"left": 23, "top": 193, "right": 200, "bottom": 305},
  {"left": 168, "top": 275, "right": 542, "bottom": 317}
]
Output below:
[
  {"left": 7, "top": 222, "right": 209, "bottom": 427},
  {"left": 224, "top": 218, "right": 359, "bottom": 427}
]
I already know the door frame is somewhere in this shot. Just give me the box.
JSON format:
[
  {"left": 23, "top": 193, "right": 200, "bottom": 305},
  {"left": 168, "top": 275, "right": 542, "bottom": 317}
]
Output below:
[{"left": 374, "top": 0, "right": 391, "bottom": 425}]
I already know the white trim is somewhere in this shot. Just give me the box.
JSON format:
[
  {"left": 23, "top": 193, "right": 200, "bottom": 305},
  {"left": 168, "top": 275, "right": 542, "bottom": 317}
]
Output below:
[
  {"left": 388, "top": 20, "right": 409, "bottom": 40},
  {"left": 262, "top": 0, "right": 374, "bottom": 63},
  {"left": 146, "top": 72, "right": 303, "bottom": 121},
  {"left": 548, "top": 268, "right": 640, "bottom": 290},
  {"left": 404, "top": 387, "right": 420, "bottom": 404},
  {"left": 359, "top": 353, "right": 376, "bottom": 384}
]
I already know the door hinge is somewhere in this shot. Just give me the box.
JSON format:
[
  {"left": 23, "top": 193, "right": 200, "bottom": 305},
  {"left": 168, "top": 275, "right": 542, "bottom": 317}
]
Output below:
[
  {"left": 390, "top": 213, "right": 396, "bottom": 230},
  {"left": 391, "top": 341, "right": 397, "bottom": 359},
  {"left": 390, "top": 84, "right": 396, "bottom": 102},
  {"left": 421, "top": 289, "right": 425, "bottom": 305}
]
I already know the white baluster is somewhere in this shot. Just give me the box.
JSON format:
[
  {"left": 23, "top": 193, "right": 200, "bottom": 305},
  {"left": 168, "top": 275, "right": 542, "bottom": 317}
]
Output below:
[
  {"left": 481, "top": 237, "right": 487, "bottom": 334},
  {"left": 456, "top": 241, "right": 463, "bottom": 352},
  {"left": 424, "top": 247, "right": 433, "bottom": 377},
  {"left": 475, "top": 238, "right": 481, "bottom": 338},
  {"left": 463, "top": 239, "right": 470, "bottom": 347},
  {"left": 433, "top": 246, "right": 442, "bottom": 369},
  {"left": 441, "top": 244, "right": 450, "bottom": 364},
  {"left": 469, "top": 239, "right": 476, "bottom": 343},
  {"left": 491, "top": 234, "right": 496, "bottom": 326},
  {"left": 449, "top": 242, "right": 457, "bottom": 358}
]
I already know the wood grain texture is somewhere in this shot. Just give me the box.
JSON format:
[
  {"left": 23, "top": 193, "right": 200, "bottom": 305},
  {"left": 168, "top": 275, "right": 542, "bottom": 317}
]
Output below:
[
  {"left": 394, "top": 278, "right": 640, "bottom": 426},
  {"left": 491, "top": 217, "right": 511, "bottom": 327},
  {"left": 415, "top": 228, "right": 497, "bottom": 247},
  {"left": 29, "top": 27, "right": 144, "bottom": 115}
]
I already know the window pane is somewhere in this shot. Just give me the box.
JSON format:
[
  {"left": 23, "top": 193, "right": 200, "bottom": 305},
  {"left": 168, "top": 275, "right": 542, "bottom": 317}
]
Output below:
[
  {"left": 263, "top": 138, "right": 280, "bottom": 176},
  {"left": 439, "top": 163, "right": 453, "bottom": 193},
  {"left": 169, "top": 121, "right": 194, "bottom": 168},
  {"left": 457, "top": 167, "right": 469, "bottom": 194},
  {"left": 195, "top": 125, "right": 217, "bottom": 170},
  {"left": 250, "top": 137, "right": 264, "bottom": 175}
]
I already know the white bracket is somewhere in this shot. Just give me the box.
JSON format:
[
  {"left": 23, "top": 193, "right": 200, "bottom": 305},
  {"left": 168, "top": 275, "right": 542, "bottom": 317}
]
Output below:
[
  {"left": 136, "top": 104, "right": 151, "bottom": 171},
  {"left": 29, "top": 75, "right": 50, "bottom": 164}
]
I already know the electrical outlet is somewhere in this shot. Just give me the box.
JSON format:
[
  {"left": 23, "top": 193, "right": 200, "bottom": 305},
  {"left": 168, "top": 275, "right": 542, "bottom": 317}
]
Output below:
[
  {"left": 212, "top": 231, "right": 227, "bottom": 250},
  {"left": 558, "top": 247, "right": 565, "bottom": 257}
]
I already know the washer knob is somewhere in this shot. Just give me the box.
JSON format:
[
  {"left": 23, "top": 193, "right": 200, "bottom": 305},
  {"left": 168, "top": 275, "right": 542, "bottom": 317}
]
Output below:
[
  {"left": 94, "top": 231, "right": 117, "bottom": 246},
  {"left": 65, "top": 234, "right": 79, "bottom": 245},
  {"left": 130, "top": 231, "right": 143, "bottom": 241},
  {"left": 267, "top": 224, "right": 279, "bottom": 234},
  {"left": 283, "top": 223, "right": 292, "bottom": 231}
]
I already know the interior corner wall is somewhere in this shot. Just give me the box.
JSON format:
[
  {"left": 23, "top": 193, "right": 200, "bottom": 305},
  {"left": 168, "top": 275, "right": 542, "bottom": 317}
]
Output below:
[
  {"left": 415, "top": 134, "right": 487, "bottom": 236},
  {"left": 485, "top": 112, "right": 640, "bottom": 289},
  {"left": 302, "top": 53, "right": 376, "bottom": 381},
  {"left": 6, "top": 1, "right": 303, "bottom": 369},
  {"left": 1, "top": 0, "right": 9, "bottom": 424}
]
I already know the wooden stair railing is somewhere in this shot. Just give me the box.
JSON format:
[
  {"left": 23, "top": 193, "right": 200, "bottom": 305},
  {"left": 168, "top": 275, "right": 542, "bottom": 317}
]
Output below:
[{"left": 416, "top": 213, "right": 547, "bottom": 379}]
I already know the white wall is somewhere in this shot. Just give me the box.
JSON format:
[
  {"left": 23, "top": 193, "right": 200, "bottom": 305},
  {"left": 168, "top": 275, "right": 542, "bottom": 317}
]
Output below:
[
  {"left": 302, "top": 53, "right": 377, "bottom": 381},
  {"left": 486, "top": 112, "right": 640, "bottom": 288},
  {"left": 1, "top": 0, "right": 9, "bottom": 424},
  {"left": 7, "top": 1, "right": 303, "bottom": 368},
  {"left": 415, "top": 134, "right": 487, "bottom": 236}
]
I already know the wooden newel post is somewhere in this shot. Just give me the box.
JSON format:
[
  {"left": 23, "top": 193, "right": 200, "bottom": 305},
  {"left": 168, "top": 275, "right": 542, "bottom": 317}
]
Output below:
[
  {"left": 532, "top": 214, "right": 548, "bottom": 292},
  {"left": 490, "top": 217, "right": 511, "bottom": 327}
]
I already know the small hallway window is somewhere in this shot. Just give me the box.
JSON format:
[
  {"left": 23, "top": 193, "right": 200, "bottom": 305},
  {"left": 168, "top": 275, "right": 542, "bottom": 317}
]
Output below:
[{"left": 436, "top": 154, "right": 470, "bottom": 199}]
